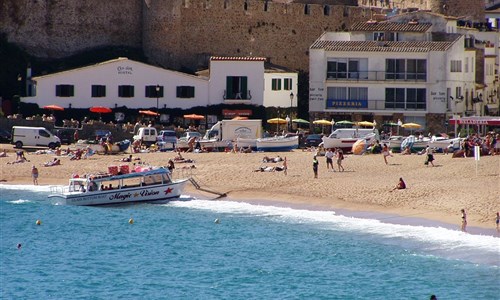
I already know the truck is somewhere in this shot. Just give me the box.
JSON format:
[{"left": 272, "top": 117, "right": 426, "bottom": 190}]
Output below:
[{"left": 204, "top": 119, "right": 262, "bottom": 141}]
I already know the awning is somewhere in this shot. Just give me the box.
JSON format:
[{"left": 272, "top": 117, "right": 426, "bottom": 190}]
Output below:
[{"left": 449, "top": 117, "right": 500, "bottom": 126}]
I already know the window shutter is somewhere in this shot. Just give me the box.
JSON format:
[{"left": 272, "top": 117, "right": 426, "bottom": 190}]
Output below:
[
  {"left": 226, "top": 77, "right": 233, "bottom": 99},
  {"left": 241, "top": 77, "right": 248, "bottom": 99}
]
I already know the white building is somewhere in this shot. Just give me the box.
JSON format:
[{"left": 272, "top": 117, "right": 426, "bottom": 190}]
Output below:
[
  {"left": 309, "top": 11, "right": 496, "bottom": 132},
  {"left": 24, "top": 57, "right": 297, "bottom": 115}
]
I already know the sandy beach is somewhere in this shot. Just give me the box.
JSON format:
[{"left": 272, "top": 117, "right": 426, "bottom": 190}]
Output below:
[{"left": 1, "top": 145, "right": 499, "bottom": 231}]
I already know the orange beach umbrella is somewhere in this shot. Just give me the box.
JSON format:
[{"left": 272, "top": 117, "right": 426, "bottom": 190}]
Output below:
[
  {"left": 184, "top": 114, "right": 205, "bottom": 120},
  {"left": 43, "top": 104, "right": 64, "bottom": 111}
]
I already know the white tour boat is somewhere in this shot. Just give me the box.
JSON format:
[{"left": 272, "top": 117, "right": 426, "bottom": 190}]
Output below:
[
  {"left": 49, "top": 167, "right": 189, "bottom": 206},
  {"left": 322, "top": 128, "right": 379, "bottom": 152},
  {"left": 256, "top": 135, "right": 299, "bottom": 152}
]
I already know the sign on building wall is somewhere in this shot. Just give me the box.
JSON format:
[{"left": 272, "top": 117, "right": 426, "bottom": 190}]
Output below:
[
  {"left": 431, "top": 91, "right": 446, "bottom": 103},
  {"left": 117, "top": 66, "right": 133, "bottom": 75},
  {"left": 309, "top": 87, "right": 324, "bottom": 102},
  {"left": 326, "top": 99, "right": 368, "bottom": 109}
]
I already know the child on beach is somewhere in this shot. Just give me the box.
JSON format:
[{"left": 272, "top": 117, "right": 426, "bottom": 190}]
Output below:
[
  {"left": 312, "top": 156, "right": 319, "bottom": 178},
  {"left": 382, "top": 143, "right": 392, "bottom": 164}
]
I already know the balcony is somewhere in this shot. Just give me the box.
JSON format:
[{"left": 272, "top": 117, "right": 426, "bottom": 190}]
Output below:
[
  {"left": 326, "top": 71, "right": 427, "bottom": 82},
  {"left": 223, "top": 90, "right": 252, "bottom": 102},
  {"left": 325, "top": 99, "right": 426, "bottom": 111}
]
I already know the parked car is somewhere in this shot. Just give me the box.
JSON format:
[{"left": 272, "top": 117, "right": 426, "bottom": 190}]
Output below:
[
  {"left": 53, "top": 129, "right": 74, "bottom": 145},
  {"left": 0, "top": 128, "right": 12, "bottom": 143},
  {"left": 95, "top": 130, "right": 112, "bottom": 142},
  {"left": 178, "top": 131, "right": 202, "bottom": 142},
  {"left": 304, "top": 134, "right": 323, "bottom": 147},
  {"left": 157, "top": 129, "right": 177, "bottom": 150}
]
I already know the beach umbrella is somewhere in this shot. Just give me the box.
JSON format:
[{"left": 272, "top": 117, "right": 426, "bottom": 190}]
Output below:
[
  {"left": 184, "top": 114, "right": 205, "bottom": 120},
  {"left": 401, "top": 123, "right": 421, "bottom": 129},
  {"left": 292, "top": 118, "right": 310, "bottom": 124},
  {"left": 356, "top": 121, "right": 374, "bottom": 127},
  {"left": 43, "top": 104, "right": 64, "bottom": 111},
  {"left": 89, "top": 106, "right": 112, "bottom": 121},
  {"left": 268, "top": 118, "right": 288, "bottom": 132},
  {"left": 336, "top": 120, "right": 354, "bottom": 125},
  {"left": 89, "top": 106, "right": 112, "bottom": 114},
  {"left": 312, "top": 119, "right": 332, "bottom": 126},
  {"left": 232, "top": 116, "right": 248, "bottom": 120},
  {"left": 382, "top": 122, "right": 399, "bottom": 127},
  {"left": 139, "top": 110, "right": 160, "bottom": 116}
]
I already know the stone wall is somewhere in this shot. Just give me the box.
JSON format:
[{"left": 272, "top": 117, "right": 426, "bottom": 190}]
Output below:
[
  {"left": 143, "top": 0, "right": 371, "bottom": 71},
  {"left": 1, "top": 0, "right": 143, "bottom": 57}
]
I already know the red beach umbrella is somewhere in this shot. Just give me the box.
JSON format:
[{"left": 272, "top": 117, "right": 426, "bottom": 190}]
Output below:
[
  {"left": 89, "top": 106, "right": 112, "bottom": 114},
  {"left": 43, "top": 104, "right": 64, "bottom": 111},
  {"left": 183, "top": 114, "right": 205, "bottom": 120},
  {"left": 139, "top": 110, "right": 160, "bottom": 116}
]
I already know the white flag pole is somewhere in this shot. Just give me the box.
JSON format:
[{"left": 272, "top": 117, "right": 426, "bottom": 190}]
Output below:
[{"left": 474, "top": 145, "right": 480, "bottom": 176}]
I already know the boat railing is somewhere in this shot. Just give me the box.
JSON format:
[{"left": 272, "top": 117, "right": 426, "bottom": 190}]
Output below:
[
  {"left": 171, "top": 168, "right": 195, "bottom": 181},
  {"left": 50, "top": 185, "right": 69, "bottom": 194}
]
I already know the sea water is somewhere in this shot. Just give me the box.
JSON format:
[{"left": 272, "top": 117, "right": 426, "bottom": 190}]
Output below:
[{"left": 1, "top": 185, "right": 498, "bottom": 299}]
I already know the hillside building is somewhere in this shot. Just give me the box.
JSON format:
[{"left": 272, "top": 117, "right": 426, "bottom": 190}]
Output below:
[
  {"left": 22, "top": 57, "right": 298, "bottom": 118},
  {"left": 309, "top": 11, "right": 499, "bottom": 133}
]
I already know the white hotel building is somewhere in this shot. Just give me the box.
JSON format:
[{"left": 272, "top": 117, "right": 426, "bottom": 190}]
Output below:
[
  {"left": 309, "top": 11, "right": 498, "bottom": 132},
  {"left": 24, "top": 57, "right": 297, "bottom": 117}
]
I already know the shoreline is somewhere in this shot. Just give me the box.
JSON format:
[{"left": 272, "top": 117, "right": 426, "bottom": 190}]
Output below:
[{"left": 1, "top": 145, "right": 499, "bottom": 234}]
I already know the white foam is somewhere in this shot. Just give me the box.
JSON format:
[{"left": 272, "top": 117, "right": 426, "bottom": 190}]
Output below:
[
  {"left": 0, "top": 184, "right": 56, "bottom": 193},
  {"left": 8, "top": 199, "right": 32, "bottom": 204},
  {"left": 170, "top": 199, "right": 500, "bottom": 266}
]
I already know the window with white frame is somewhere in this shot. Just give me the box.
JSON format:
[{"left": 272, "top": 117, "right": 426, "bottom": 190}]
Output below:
[
  {"left": 386, "top": 59, "right": 427, "bottom": 80},
  {"left": 451, "top": 60, "right": 462, "bottom": 72},
  {"left": 271, "top": 78, "right": 282, "bottom": 91},
  {"left": 373, "top": 32, "right": 385, "bottom": 41},
  {"left": 385, "top": 88, "right": 426, "bottom": 110},
  {"left": 327, "top": 58, "right": 367, "bottom": 79},
  {"left": 327, "top": 87, "right": 367, "bottom": 100}
]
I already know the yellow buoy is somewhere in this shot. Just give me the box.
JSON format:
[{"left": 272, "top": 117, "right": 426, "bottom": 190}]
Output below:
[
  {"left": 36, "top": 220, "right": 41, "bottom": 225},
  {"left": 128, "top": 218, "right": 134, "bottom": 224}
]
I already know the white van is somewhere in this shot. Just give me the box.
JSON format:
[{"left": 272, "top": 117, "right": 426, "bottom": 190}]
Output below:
[
  {"left": 11, "top": 126, "right": 61, "bottom": 149},
  {"left": 132, "top": 127, "right": 158, "bottom": 146}
]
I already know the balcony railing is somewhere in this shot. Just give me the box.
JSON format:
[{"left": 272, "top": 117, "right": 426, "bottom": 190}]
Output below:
[
  {"left": 326, "top": 71, "right": 427, "bottom": 82},
  {"left": 223, "top": 90, "right": 252, "bottom": 101},
  {"left": 325, "top": 99, "right": 426, "bottom": 111}
]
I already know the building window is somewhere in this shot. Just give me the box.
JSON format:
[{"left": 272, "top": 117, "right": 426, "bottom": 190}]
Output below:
[
  {"left": 176, "top": 86, "right": 195, "bottom": 98},
  {"left": 272, "top": 78, "right": 282, "bottom": 91},
  {"left": 264, "top": 0, "right": 268, "bottom": 11},
  {"left": 374, "top": 32, "right": 385, "bottom": 41},
  {"left": 327, "top": 58, "right": 368, "bottom": 80},
  {"left": 455, "top": 87, "right": 462, "bottom": 99},
  {"left": 244, "top": 0, "right": 248, "bottom": 10},
  {"left": 224, "top": 0, "right": 230, "bottom": 9},
  {"left": 55, "top": 84, "right": 74, "bottom": 97},
  {"left": 348, "top": 87, "right": 368, "bottom": 100},
  {"left": 283, "top": 78, "right": 293, "bottom": 90},
  {"left": 385, "top": 88, "right": 426, "bottom": 110},
  {"left": 387, "top": 32, "right": 399, "bottom": 41},
  {"left": 226, "top": 76, "right": 248, "bottom": 99},
  {"left": 386, "top": 59, "right": 406, "bottom": 80},
  {"left": 451, "top": 60, "right": 462, "bottom": 72},
  {"left": 118, "top": 85, "right": 134, "bottom": 98},
  {"left": 323, "top": 5, "right": 330, "bottom": 16},
  {"left": 91, "top": 85, "right": 106, "bottom": 98},
  {"left": 406, "top": 59, "right": 427, "bottom": 80},
  {"left": 304, "top": 4, "right": 310, "bottom": 15},
  {"left": 465, "top": 57, "right": 469, "bottom": 73},
  {"left": 145, "top": 85, "right": 164, "bottom": 98}
]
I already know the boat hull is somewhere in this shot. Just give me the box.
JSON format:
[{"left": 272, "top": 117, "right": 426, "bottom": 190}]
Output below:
[
  {"left": 49, "top": 180, "right": 188, "bottom": 206},
  {"left": 322, "top": 134, "right": 377, "bottom": 153},
  {"left": 256, "top": 136, "right": 299, "bottom": 152}
]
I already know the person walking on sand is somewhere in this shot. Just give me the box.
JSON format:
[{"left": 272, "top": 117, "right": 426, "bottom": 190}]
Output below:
[
  {"left": 382, "top": 143, "right": 392, "bottom": 165},
  {"left": 283, "top": 157, "right": 288, "bottom": 176},
  {"left": 312, "top": 155, "right": 319, "bottom": 179},
  {"left": 336, "top": 149, "right": 345, "bottom": 172},
  {"left": 424, "top": 145, "right": 435, "bottom": 167},
  {"left": 31, "top": 165, "right": 39, "bottom": 185},
  {"left": 325, "top": 148, "right": 335, "bottom": 171},
  {"left": 461, "top": 209, "right": 467, "bottom": 232}
]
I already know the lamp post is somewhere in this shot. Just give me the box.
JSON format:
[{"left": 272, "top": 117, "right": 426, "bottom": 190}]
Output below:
[
  {"left": 397, "top": 119, "right": 402, "bottom": 135},
  {"left": 155, "top": 84, "right": 160, "bottom": 120},
  {"left": 289, "top": 92, "right": 294, "bottom": 132}
]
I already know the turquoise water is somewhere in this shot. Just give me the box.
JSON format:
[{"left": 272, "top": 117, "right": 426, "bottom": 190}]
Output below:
[{"left": 1, "top": 185, "right": 498, "bottom": 299}]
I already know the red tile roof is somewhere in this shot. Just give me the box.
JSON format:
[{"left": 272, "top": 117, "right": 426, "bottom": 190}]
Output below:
[
  {"left": 350, "top": 21, "right": 432, "bottom": 32},
  {"left": 310, "top": 40, "right": 456, "bottom": 52}
]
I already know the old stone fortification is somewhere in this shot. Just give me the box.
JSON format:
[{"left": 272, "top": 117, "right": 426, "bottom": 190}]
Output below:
[{"left": 1, "top": 0, "right": 484, "bottom": 71}]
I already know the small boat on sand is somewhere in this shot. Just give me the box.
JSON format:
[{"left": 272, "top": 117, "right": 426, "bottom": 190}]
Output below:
[
  {"left": 256, "top": 136, "right": 299, "bottom": 152},
  {"left": 49, "top": 167, "right": 188, "bottom": 206}
]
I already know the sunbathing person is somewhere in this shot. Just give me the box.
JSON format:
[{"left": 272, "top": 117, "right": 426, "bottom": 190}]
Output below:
[
  {"left": 44, "top": 158, "right": 61, "bottom": 167},
  {"left": 253, "top": 166, "right": 276, "bottom": 172},
  {"left": 262, "top": 155, "right": 283, "bottom": 163},
  {"left": 117, "top": 155, "right": 133, "bottom": 162},
  {"left": 391, "top": 177, "right": 406, "bottom": 191},
  {"left": 0, "top": 151, "right": 7, "bottom": 158}
]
